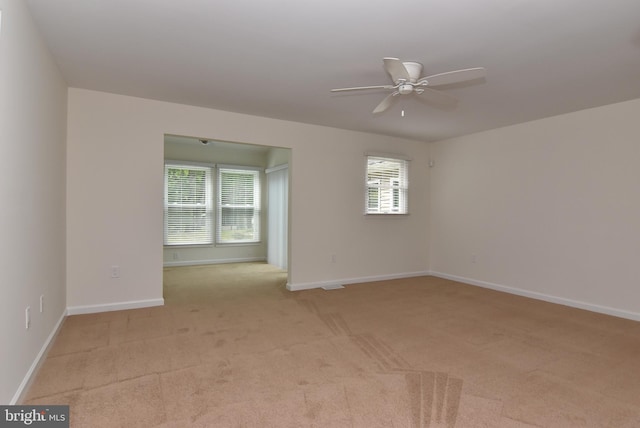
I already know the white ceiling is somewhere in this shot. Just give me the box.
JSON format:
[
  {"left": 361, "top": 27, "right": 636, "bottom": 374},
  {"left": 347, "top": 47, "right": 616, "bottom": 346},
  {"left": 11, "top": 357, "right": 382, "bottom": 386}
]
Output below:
[{"left": 26, "top": 0, "right": 640, "bottom": 142}]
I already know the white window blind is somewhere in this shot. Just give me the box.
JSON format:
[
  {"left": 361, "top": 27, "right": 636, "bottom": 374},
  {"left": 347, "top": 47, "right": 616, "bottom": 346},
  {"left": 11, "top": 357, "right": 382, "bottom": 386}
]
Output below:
[
  {"left": 366, "top": 155, "right": 408, "bottom": 214},
  {"left": 164, "top": 163, "right": 213, "bottom": 245},
  {"left": 217, "top": 167, "right": 261, "bottom": 243}
]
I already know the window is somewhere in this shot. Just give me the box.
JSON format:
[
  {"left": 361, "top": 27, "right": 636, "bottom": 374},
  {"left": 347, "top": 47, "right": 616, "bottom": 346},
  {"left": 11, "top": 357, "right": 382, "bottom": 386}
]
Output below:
[
  {"left": 217, "top": 166, "right": 261, "bottom": 243},
  {"left": 164, "top": 163, "right": 213, "bottom": 245},
  {"left": 365, "top": 155, "right": 408, "bottom": 214}
]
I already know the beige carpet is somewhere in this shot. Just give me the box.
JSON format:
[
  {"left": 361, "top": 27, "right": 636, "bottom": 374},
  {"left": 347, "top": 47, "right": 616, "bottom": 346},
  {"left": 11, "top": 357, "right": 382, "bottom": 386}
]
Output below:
[{"left": 24, "top": 262, "right": 640, "bottom": 427}]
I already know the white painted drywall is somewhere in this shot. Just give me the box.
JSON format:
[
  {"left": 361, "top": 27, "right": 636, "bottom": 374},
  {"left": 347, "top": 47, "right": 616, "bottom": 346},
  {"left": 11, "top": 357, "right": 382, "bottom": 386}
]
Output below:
[
  {"left": 430, "top": 98, "right": 640, "bottom": 317},
  {"left": 0, "top": 0, "right": 67, "bottom": 404},
  {"left": 66, "top": 89, "right": 430, "bottom": 307}
]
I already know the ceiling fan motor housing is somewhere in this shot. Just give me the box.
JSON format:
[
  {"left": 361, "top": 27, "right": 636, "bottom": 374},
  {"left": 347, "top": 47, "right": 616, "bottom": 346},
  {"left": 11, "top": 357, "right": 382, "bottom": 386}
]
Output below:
[{"left": 398, "top": 84, "right": 414, "bottom": 95}]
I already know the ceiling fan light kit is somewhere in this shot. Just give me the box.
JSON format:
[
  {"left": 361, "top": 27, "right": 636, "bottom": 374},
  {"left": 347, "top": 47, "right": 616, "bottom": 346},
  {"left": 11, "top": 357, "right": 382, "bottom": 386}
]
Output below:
[
  {"left": 331, "top": 57, "right": 485, "bottom": 114},
  {"left": 398, "top": 84, "right": 414, "bottom": 95}
]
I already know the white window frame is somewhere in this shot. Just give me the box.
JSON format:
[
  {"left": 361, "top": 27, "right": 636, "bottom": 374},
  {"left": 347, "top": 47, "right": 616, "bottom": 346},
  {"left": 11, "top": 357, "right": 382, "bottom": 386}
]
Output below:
[
  {"left": 365, "top": 154, "right": 409, "bottom": 215},
  {"left": 164, "top": 161, "right": 214, "bottom": 246},
  {"left": 216, "top": 165, "right": 262, "bottom": 244}
]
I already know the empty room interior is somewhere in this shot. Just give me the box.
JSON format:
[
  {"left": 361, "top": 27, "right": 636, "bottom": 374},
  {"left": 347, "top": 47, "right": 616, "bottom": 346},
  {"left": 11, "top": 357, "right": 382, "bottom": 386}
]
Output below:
[{"left": 2, "top": 0, "right": 640, "bottom": 426}]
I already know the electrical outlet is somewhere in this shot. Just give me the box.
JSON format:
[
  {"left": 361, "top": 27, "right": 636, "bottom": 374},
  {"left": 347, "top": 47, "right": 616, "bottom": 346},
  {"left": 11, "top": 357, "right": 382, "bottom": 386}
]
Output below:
[
  {"left": 111, "top": 265, "right": 120, "bottom": 278},
  {"left": 172, "top": 252, "right": 179, "bottom": 261},
  {"left": 471, "top": 254, "right": 477, "bottom": 263},
  {"left": 40, "top": 295, "right": 44, "bottom": 313},
  {"left": 25, "top": 307, "right": 31, "bottom": 329},
  {"left": 330, "top": 254, "right": 337, "bottom": 263}
]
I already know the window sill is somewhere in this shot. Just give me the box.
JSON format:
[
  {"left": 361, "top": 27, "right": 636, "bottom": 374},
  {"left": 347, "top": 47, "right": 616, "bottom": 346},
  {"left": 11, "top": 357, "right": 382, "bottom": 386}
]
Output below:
[
  {"left": 215, "top": 241, "right": 262, "bottom": 247},
  {"left": 364, "top": 212, "right": 410, "bottom": 216},
  {"left": 164, "top": 243, "right": 214, "bottom": 248}
]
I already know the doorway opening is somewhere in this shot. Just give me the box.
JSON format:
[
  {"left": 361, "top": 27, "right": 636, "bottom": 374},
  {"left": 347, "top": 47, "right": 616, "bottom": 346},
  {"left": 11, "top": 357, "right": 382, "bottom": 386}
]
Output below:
[{"left": 162, "top": 134, "right": 290, "bottom": 293}]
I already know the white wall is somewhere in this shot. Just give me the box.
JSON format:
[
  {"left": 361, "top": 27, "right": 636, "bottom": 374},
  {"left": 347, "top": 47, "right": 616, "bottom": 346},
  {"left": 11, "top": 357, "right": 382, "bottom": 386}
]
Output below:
[
  {"left": 267, "top": 147, "right": 291, "bottom": 169},
  {"left": 430, "top": 98, "right": 640, "bottom": 319},
  {"left": 66, "top": 89, "right": 430, "bottom": 307},
  {"left": 0, "top": 0, "right": 67, "bottom": 404},
  {"left": 163, "top": 139, "right": 274, "bottom": 265}
]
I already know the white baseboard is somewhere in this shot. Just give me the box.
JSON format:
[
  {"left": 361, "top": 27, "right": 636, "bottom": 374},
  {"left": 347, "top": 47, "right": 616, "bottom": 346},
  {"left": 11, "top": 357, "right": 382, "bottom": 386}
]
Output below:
[
  {"left": 163, "top": 257, "right": 266, "bottom": 267},
  {"left": 430, "top": 271, "right": 640, "bottom": 322},
  {"left": 286, "top": 270, "right": 431, "bottom": 292},
  {"left": 11, "top": 310, "right": 66, "bottom": 404},
  {"left": 66, "top": 298, "right": 164, "bottom": 315}
]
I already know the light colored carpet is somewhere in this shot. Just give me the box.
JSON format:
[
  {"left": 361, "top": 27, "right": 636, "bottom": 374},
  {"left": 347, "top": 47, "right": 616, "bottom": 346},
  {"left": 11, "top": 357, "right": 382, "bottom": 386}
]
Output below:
[{"left": 24, "top": 262, "right": 640, "bottom": 427}]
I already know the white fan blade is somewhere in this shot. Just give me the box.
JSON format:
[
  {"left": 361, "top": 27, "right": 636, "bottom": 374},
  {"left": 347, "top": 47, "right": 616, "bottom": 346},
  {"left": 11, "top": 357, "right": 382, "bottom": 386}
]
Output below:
[
  {"left": 415, "top": 88, "right": 458, "bottom": 110},
  {"left": 383, "top": 57, "right": 410, "bottom": 83},
  {"left": 417, "top": 67, "right": 486, "bottom": 87},
  {"left": 373, "top": 91, "right": 399, "bottom": 114},
  {"left": 331, "top": 85, "right": 394, "bottom": 92}
]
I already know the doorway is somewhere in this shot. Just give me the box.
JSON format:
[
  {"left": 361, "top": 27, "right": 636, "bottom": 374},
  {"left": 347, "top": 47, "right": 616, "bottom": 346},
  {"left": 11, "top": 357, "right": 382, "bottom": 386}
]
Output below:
[{"left": 162, "top": 134, "right": 290, "bottom": 276}]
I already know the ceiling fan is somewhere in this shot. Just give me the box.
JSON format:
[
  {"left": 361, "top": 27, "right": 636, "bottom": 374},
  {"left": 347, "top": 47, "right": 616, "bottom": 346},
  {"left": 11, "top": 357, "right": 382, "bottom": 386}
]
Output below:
[{"left": 331, "top": 57, "right": 486, "bottom": 114}]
